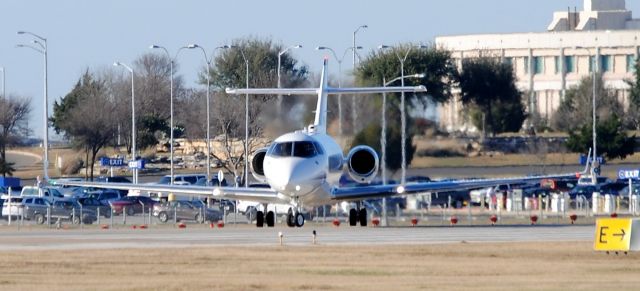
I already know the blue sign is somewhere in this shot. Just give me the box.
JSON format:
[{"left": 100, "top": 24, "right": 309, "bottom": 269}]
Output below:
[
  {"left": 618, "top": 169, "right": 640, "bottom": 180},
  {"left": 579, "top": 155, "right": 606, "bottom": 165},
  {"left": 128, "top": 160, "right": 145, "bottom": 170},
  {"left": 100, "top": 157, "right": 125, "bottom": 167}
]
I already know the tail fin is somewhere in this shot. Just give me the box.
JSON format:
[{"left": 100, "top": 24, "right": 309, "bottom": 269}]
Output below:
[{"left": 313, "top": 58, "right": 329, "bottom": 133}]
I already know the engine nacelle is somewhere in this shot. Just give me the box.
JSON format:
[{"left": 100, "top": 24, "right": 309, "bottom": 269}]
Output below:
[
  {"left": 250, "top": 148, "right": 269, "bottom": 183},
  {"left": 345, "top": 145, "right": 379, "bottom": 184}
]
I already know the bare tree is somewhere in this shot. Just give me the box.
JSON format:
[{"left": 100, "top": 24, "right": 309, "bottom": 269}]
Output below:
[{"left": 0, "top": 95, "right": 31, "bottom": 176}]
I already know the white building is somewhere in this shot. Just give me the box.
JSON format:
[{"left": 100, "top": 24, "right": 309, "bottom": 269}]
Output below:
[{"left": 436, "top": 0, "right": 640, "bottom": 132}]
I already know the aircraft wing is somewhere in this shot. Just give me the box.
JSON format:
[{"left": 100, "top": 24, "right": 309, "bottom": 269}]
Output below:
[
  {"left": 330, "top": 173, "right": 576, "bottom": 201},
  {"left": 50, "top": 180, "right": 286, "bottom": 204},
  {"left": 328, "top": 85, "right": 426, "bottom": 95},
  {"left": 225, "top": 88, "right": 318, "bottom": 95}
]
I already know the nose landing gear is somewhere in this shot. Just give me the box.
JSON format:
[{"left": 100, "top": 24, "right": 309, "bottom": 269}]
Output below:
[{"left": 286, "top": 209, "right": 305, "bottom": 227}]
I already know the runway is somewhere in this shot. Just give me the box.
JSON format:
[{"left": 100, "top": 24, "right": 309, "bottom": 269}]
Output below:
[{"left": 0, "top": 225, "right": 594, "bottom": 250}]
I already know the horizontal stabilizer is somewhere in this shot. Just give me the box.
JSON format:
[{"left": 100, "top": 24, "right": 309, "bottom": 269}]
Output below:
[{"left": 225, "top": 88, "right": 318, "bottom": 95}]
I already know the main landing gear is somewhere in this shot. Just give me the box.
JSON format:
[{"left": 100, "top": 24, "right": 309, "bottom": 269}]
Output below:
[
  {"left": 348, "top": 207, "right": 367, "bottom": 227},
  {"left": 255, "top": 209, "right": 275, "bottom": 228}
]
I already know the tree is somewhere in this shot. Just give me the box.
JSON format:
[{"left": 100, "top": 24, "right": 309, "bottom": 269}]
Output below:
[
  {"left": 0, "top": 95, "right": 31, "bottom": 177},
  {"left": 200, "top": 37, "right": 308, "bottom": 182},
  {"left": 625, "top": 59, "right": 640, "bottom": 129},
  {"left": 456, "top": 57, "right": 526, "bottom": 136},
  {"left": 351, "top": 122, "right": 415, "bottom": 174},
  {"left": 355, "top": 44, "right": 458, "bottom": 132},
  {"left": 51, "top": 71, "right": 118, "bottom": 180},
  {"left": 566, "top": 114, "right": 635, "bottom": 160},
  {"left": 552, "top": 74, "right": 623, "bottom": 131}
]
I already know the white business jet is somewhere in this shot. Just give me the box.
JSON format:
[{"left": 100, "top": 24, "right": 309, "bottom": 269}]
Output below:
[{"left": 53, "top": 58, "right": 576, "bottom": 228}]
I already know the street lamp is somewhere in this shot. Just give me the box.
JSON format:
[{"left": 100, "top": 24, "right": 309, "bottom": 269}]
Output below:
[
  {"left": 379, "top": 73, "right": 424, "bottom": 227},
  {"left": 17, "top": 31, "right": 48, "bottom": 180},
  {"left": 186, "top": 44, "right": 229, "bottom": 185},
  {"left": 113, "top": 62, "right": 137, "bottom": 184},
  {"left": 378, "top": 44, "right": 427, "bottom": 185},
  {"left": 230, "top": 45, "right": 250, "bottom": 187},
  {"left": 316, "top": 46, "right": 362, "bottom": 136},
  {"left": 351, "top": 25, "right": 368, "bottom": 133},
  {"left": 277, "top": 44, "right": 302, "bottom": 116},
  {"left": 150, "top": 44, "right": 189, "bottom": 185},
  {"left": 575, "top": 45, "right": 599, "bottom": 180},
  {"left": 0, "top": 67, "right": 4, "bottom": 98}
]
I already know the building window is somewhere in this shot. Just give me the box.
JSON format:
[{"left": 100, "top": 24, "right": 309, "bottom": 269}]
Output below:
[
  {"left": 533, "top": 56, "right": 544, "bottom": 74},
  {"left": 628, "top": 55, "right": 637, "bottom": 73},
  {"left": 554, "top": 56, "right": 560, "bottom": 74},
  {"left": 564, "top": 56, "right": 575, "bottom": 73},
  {"left": 524, "top": 56, "right": 529, "bottom": 74},
  {"left": 504, "top": 57, "right": 513, "bottom": 66},
  {"left": 600, "top": 55, "right": 612, "bottom": 72},
  {"left": 589, "top": 56, "right": 596, "bottom": 73}
]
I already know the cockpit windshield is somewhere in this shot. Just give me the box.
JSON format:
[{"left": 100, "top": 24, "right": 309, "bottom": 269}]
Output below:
[
  {"left": 293, "top": 141, "right": 317, "bottom": 157},
  {"left": 270, "top": 142, "right": 293, "bottom": 157},
  {"left": 269, "top": 141, "right": 319, "bottom": 158}
]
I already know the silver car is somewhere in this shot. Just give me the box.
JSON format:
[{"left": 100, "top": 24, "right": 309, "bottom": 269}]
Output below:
[{"left": 153, "top": 200, "right": 222, "bottom": 223}]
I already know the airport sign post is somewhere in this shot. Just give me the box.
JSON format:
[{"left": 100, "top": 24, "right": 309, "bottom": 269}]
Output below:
[
  {"left": 128, "top": 160, "right": 145, "bottom": 170},
  {"left": 618, "top": 169, "right": 640, "bottom": 213},
  {"left": 594, "top": 218, "right": 640, "bottom": 253},
  {"left": 100, "top": 157, "right": 125, "bottom": 177}
]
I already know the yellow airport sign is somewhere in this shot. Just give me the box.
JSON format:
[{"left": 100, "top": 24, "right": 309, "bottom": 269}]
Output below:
[{"left": 594, "top": 218, "right": 640, "bottom": 252}]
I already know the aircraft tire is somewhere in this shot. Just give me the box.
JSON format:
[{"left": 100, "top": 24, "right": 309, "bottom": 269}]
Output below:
[
  {"left": 286, "top": 213, "right": 295, "bottom": 227},
  {"left": 348, "top": 209, "right": 358, "bottom": 226},
  {"left": 266, "top": 211, "right": 275, "bottom": 227},
  {"left": 295, "top": 213, "right": 305, "bottom": 227},
  {"left": 256, "top": 211, "right": 264, "bottom": 227},
  {"left": 358, "top": 208, "right": 367, "bottom": 227}
]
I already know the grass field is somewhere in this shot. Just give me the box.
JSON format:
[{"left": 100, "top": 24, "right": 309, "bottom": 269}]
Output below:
[{"left": 0, "top": 241, "right": 638, "bottom": 290}]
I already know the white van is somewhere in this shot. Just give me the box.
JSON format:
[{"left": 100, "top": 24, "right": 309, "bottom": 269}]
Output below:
[{"left": 20, "top": 186, "right": 65, "bottom": 202}]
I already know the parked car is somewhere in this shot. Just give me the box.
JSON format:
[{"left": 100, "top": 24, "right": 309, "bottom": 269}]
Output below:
[
  {"left": 567, "top": 185, "right": 598, "bottom": 199},
  {"left": 597, "top": 181, "right": 628, "bottom": 196},
  {"left": 77, "top": 197, "right": 112, "bottom": 218},
  {"left": 109, "top": 196, "right": 157, "bottom": 216},
  {"left": 1, "top": 196, "right": 23, "bottom": 219},
  {"left": 49, "top": 199, "right": 97, "bottom": 224},
  {"left": 152, "top": 200, "right": 222, "bottom": 223},
  {"left": 195, "top": 177, "right": 228, "bottom": 186},
  {"left": 86, "top": 189, "right": 124, "bottom": 204},
  {"left": 157, "top": 174, "right": 205, "bottom": 185},
  {"left": 21, "top": 197, "right": 50, "bottom": 224},
  {"left": 20, "top": 186, "right": 65, "bottom": 202}
]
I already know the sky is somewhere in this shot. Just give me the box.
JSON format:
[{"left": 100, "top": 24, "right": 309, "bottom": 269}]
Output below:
[{"left": 2, "top": 0, "right": 640, "bottom": 139}]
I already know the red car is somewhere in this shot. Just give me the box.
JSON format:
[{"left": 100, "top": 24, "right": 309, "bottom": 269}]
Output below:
[{"left": 109, "top": 196, "right": 157, "bottom": 216}]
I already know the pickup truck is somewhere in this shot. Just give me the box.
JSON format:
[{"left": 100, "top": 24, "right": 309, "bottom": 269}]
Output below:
[
  {"left": 21, "top": 197, "right": 97, "bottom": 224},
  {"left": 20, "top": 186, "right": 65, "bottom": 202}
]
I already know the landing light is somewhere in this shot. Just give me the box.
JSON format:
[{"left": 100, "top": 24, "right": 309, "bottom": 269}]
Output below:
[
  {"left": 213, "top": 188, "right": 222, "bottom": 196},
  {"left": 295, "top": 185, "right": 301, "bottom": 191},
  {"left": 396, "top": 185, "right": 405, "bottom": 194}
]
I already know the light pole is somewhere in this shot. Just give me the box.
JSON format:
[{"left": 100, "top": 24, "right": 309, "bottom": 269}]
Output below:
[
  {"left": 17, "top": 31, "right": 48, "bottom": 180},
  {"left": 575, "top": 46, "right": 598, "bottom": 179},
  {"left": 380, "top": 73, "right": 424, "bottom": 227},
  {"left": 150, "top": 45, "right": 189, "bottom": 185},
  {"left": 277, "top": 44, "right": 302, "bottom": 116},
  {"left": 113, "top": 62, "right": 137, "bottom": 183},
  {"left": 231, "top": 45, "right": 250, "bottom": 187},
  {"left": 316, "top": 46, "right": 362, "bottom": 136},
  {"left": 186, "top": 44, "right": 229, "bottom": 185},
  {"left": 379, "top": 44, "right": 427, "bottom": 184},
  {"left": 0, "top": 67, "right": 4, "bottom": 98},
  {"left": 352, "top": 25, "right": 367, "bottom": 133}
]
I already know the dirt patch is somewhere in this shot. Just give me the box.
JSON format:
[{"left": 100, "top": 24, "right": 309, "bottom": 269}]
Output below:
[{"left": 0, "top": 241, "right": 638, "bottom": 290}]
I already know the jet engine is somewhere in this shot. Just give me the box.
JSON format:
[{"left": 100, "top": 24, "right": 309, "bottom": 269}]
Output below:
[
  {"left": 250, "top": 148, "right": 269, "bottom": 183},
  {"left": 345, "top": 145, "right": 379, "bottom": 184}
]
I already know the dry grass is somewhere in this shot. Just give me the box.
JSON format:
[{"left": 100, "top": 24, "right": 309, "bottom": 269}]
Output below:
[{"left": 0, "top": 242, "right": 638, "bottom": 290}]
